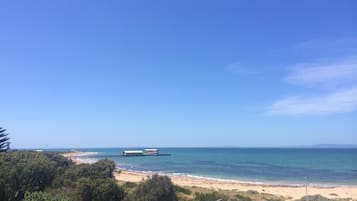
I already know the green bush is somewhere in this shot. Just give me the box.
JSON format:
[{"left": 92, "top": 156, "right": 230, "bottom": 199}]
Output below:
[
  {"left": 133, "top": 174, "right": 178, "bottom": 201},
  {"left": 174, "top": 185, "right": 192, "bottom": 195},
  {"left": 64, "top": 159, "right": 115, "bottom": 179},
  {"left": 44, "top": 152, "right": 73, "bottom": 168},
  {"left": 298, "top": 194, "right": 334, "bottom": 201},
  {"left": 75, "top": 178, "right": 125, "bottom": 201},
  {"left": 0, "top": 151, "right": 124, "bottom": 201},
  {"left": 23, "top": 191, "right": 72, "bottom": 201},
  {"left": 122, "top": 181, "right": 138, "bottom": 189},
  {"left": 54, "top": 159, "right": 116, "bottom": 187},
  {"left": 194, "top": 192, "right": 228, "bottom": 201},
  {"left": 235, "top": 194, "right": 252, "bottom": 201},
  {"left": 0, "top": 151, "right": 57, "bottom": 201},
  {"left": 75, "top": 178, "right": 94, "bottom": 201}
]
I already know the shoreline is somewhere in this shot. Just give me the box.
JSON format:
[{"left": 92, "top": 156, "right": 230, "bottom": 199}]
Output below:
[
  {"left": 113, "top": 170, "right": 357, "bottom": 200},
  {"left": 114, "top": 168, "right": 353, "bottom": 188},
  {"left": 62, "top": 151, "right": 357, "bottom": 200}
]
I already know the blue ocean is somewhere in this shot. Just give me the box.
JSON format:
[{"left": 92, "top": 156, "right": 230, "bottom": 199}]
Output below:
[{"left": 52, "top": 148, "right": 357, "bottom": 185}]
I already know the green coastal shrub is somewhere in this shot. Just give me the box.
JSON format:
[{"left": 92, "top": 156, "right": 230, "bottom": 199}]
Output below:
[
  {"left": 133, "top": 174, "right": 178, "bottom": 201},
  {"left": 0, "top": 151, "right": 58, "bottom": 201},
  {"left": 194, "top": 191, "right": 228, "bottom": 201},
  {"left": 174, "top": 185, "right": 192, "bottom": 195},
  {"left": 122, "top": 181, "right": 138, "bottom": 189},
  {"left": 23, "top": 191, "right": 72, "bottom": 201},
  {"left": 235, "top": 194, "right": 252, "bottom": 201},
  {"left": 298, "top": 194, "right": 334, "bottom": 201},
  {"left": 65, "top": 159, "right": 115, "bottom": 179},
  {"left": 53, "top": 159, "right": 116, "bottom": 187},
  {"left": 0, "top": 151, "right": 124, "bottom": 201},
  {"left": 75, "top": 178, "right": 125, "bottom": 201}
]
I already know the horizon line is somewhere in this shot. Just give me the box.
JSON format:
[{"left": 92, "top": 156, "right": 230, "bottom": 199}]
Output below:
[{"left": 13, "top": 144, "right": 357, "bottom": 150}]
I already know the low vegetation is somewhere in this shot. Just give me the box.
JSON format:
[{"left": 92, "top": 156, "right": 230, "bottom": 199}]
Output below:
[
  {"left": 23, "top": 191, "right": 72, "bottom": 201},
  {"left": 297, "top": 195, "right": 353, "bottom": 201},
  {"left": 174, "top": 185, "right": 192, "bottom": 195},
  {"left": 234, "top": 194, "right": 253, "bottom": 201},
  {"left": 0, "top": 151, "right": 123, "bottom": 201},
  {"left": 132, "top": 174, "right": 178, "bottom": 201},
  {"left": 194, "top": 191, "right": 228, "bottom": 201}
]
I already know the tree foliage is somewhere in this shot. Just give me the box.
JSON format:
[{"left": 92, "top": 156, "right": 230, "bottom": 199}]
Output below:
[
  {"left": 0, "top": 151, "right": 58, "bottom": 201},
  {"left": 133, "top": 174, "right": 178, "bottom": 201},
  {"left": 0, "top": 151, "right": 124, "bottom": 201},
  {"left": 0, "top": 127, "right": 10, "bottom": 152}
]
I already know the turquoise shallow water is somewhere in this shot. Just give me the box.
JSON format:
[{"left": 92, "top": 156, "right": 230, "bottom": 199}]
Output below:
[{"left": 49, "top": 148, "right": 357, "bottom": 185}]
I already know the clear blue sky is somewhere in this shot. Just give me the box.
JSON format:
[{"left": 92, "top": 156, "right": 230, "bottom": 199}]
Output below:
[{"left": 1, "top": 0, "right": 357, "bottom": 148}]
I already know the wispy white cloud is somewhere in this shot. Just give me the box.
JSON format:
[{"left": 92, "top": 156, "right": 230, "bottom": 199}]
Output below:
[
  {"left": 285, "top": 57, "right": 357, "bottom": 87},
  {"left": 267, "top": 88, "right": 357, "bottom": 115},
  {"left": 267, "top": 37, "right": 357, "bottom": 116},
  {"left": 226, "top": 62, "right": 259, "bottom": 75}
]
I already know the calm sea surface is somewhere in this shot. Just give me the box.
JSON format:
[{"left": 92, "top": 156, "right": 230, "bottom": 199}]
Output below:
[{"left": 48, "top": 148, "right": 357, "bottom": 185}]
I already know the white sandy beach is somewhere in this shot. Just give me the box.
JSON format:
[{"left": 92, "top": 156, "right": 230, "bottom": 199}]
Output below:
[{"left": 63, "top": 151, "right": 357, "bottom": 200}]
